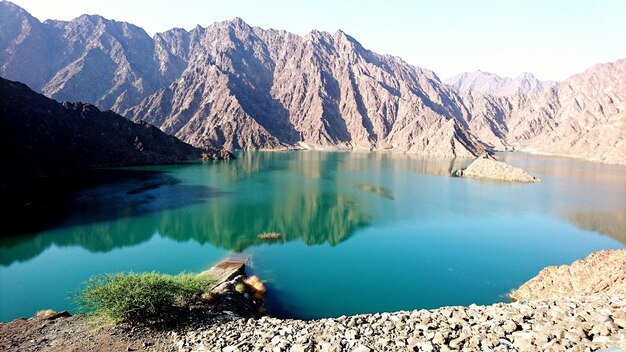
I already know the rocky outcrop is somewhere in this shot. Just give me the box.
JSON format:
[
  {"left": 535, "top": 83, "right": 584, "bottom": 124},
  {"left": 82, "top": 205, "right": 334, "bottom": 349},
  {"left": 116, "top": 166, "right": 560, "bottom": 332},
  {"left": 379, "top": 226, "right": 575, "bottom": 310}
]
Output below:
[
  {"left": 510, "top": 249, "right": 626, "bottom": 302},
  {"left": 455, "top": 155, "right": 540, "bottom": 182},
  {"left": 445, "top": 71, "right": 556, "bottom": 97}
]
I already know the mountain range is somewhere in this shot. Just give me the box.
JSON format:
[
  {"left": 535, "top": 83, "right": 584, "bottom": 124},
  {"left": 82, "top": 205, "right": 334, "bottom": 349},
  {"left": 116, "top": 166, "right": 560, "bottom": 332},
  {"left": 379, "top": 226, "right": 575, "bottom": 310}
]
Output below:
[
  {"left": 444, "top": 71, "right": 556, "bottom": 97},
  {"left": 1, "top": 1, "right": 624, "bottom": 164}
]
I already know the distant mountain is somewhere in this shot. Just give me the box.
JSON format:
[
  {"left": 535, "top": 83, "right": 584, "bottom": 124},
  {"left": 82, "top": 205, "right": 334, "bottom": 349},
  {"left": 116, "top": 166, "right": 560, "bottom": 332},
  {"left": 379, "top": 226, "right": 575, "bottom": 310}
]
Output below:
[
  {"left": 453, "top": 59, "right": 626, "bottom": 164},
  {"left": 0, "top": 2, "right": 624, "bottom": 165},
  {"left": 445, "top": 71, "right": 556, "bottom": 97},
  {"left": 0, "top": 77, "right": 231, "bottom": 186},
  {"left": 506, "top": 59, "right": 626, "bottom": 164}
]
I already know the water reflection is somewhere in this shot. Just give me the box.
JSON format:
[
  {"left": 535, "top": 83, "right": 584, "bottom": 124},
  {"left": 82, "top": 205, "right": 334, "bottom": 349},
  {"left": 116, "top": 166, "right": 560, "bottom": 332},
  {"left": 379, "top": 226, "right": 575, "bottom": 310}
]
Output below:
[
  {"left": 1, "top": 169, "right": 223, "bottom": 236},
  {"left": 0, "top": 191, "right": 369, "bottom": 265},
  {"left": 357, "top": 183, "right": 395, "bottom": 200},
  {"left": 2, "top": 151, "right": 624, "bottom": 266},
  {"left": 498, "top": 152, "right": 626, "bottom": 184},
  {"left": 2, "top": 151, "right": 626, "bottom": 322},
  {"left": 158, "top": 193, "right": 369, "bottom": 251},
  {"left": 0, "top": 152, "right": 378, "bottom": 264},
  {"left": 67, "top": 174, "right": 228, "bottom": 228},
  {"left": 566, "top": 211, "right": 626, "bottom": 244},
  {"left": 218, "top": 151, "right": 471, "bottom": 180}
]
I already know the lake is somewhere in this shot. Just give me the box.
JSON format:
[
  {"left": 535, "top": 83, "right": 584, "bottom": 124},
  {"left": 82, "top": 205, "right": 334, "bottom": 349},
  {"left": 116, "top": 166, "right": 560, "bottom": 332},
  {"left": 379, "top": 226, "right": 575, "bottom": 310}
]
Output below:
[{"left": 1, "top": 151, "right": 625, "bottom": 322}]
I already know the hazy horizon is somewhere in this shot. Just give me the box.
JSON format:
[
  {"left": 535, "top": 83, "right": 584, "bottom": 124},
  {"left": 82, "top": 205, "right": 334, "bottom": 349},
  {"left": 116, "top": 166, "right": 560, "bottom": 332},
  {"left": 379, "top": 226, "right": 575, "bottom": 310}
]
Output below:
[{"left": 5, "top": 0, "right": 626, "bottom": 81}]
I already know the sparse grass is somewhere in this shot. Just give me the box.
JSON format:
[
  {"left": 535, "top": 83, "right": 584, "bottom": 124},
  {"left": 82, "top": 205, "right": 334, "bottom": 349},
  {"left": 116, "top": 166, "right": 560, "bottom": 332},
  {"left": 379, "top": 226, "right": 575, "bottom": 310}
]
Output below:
[
  {"left": 508, "top": 289, "right": 519, "bottom": 302},
  {"left": 75, "top": 272, "right": 214, "bottom": 324}
]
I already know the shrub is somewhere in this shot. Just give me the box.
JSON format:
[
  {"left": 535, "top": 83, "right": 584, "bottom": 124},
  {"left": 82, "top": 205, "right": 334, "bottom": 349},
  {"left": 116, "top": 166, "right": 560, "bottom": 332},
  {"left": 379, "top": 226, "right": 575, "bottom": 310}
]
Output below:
[{"left": 75, "top": 272, "right": 214, "bottom": 324}]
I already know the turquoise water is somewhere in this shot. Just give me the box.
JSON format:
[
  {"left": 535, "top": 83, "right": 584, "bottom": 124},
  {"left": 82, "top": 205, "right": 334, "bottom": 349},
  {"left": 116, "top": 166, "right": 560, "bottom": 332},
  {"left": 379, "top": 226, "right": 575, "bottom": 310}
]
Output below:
[{"left": 1, "top": 151, "right": 625, "bottom": 321}]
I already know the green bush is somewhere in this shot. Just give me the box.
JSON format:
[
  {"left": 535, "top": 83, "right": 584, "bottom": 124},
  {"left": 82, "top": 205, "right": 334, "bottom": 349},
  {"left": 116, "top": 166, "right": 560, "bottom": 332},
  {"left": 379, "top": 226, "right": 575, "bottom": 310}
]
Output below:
[{"left": 75, "top": 272, "right": 214, "bottom": 324}]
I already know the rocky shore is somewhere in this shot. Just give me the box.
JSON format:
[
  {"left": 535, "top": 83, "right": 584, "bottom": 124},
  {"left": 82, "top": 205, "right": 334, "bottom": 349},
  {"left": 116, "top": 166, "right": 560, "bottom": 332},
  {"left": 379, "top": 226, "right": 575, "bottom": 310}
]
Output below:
[
  {"left": 511, "top": 249, "right": 626, "bottom": 302},
  {"left": 2, "top": 251, "right": 625, "bottom": 351},
  {"left": 177, "top": 294, "right": 625, "bottom": 351}
]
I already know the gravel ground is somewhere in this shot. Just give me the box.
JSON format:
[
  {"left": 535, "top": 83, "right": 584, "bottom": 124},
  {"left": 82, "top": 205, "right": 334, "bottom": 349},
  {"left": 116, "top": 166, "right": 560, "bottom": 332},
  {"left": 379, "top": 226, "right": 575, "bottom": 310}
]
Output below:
[{"left": 176, "top": 294, "right": 625, "bottom": 351}]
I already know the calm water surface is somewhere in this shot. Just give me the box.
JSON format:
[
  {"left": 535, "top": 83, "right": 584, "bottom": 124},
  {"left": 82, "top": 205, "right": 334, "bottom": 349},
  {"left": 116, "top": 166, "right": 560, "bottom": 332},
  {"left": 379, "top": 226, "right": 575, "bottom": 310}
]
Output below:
[{"left": 1, "top": 151, "right": 625, "bottom": 321}]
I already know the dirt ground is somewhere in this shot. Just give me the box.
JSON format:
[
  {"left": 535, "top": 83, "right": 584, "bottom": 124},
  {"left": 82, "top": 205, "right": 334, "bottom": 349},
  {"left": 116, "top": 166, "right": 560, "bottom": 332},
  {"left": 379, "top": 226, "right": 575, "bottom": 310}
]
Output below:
[{"left": 0, "top": 312, "right": 177, "bottom": 352}]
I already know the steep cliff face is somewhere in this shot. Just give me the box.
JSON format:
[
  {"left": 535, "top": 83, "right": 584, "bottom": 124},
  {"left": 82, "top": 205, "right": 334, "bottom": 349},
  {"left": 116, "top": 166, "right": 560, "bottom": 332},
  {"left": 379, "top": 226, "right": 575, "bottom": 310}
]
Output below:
[{"left": 1, "top": 2, "right": 624, "bottom": 163}]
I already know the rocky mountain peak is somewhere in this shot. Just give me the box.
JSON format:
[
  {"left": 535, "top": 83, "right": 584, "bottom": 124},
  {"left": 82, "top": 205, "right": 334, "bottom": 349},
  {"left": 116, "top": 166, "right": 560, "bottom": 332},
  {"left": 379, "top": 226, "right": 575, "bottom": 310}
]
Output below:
[
  {"left": 516, "top": 72, "right": 535, "bottom": 80},
  {"left": 0, "top": 1, "right": 24, "bottom": 13},
  {"left": 333, "top": 29, "right": 363, "bottom": 52},
  {"left": 445, "top": 70, "right": 554, "bottom": 97},
  {"left": 229, "top": 17, "right": 250, "bottom": 29},
  {"left": 305, "top": 29, "right": 333, "bottom": 44}
]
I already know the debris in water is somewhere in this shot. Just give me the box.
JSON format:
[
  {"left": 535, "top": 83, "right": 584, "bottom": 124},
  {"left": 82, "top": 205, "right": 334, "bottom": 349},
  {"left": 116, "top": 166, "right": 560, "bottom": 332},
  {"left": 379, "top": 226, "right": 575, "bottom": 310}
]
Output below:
[{"left": 257, "top": 232, "right": 282, "bottom": 240}]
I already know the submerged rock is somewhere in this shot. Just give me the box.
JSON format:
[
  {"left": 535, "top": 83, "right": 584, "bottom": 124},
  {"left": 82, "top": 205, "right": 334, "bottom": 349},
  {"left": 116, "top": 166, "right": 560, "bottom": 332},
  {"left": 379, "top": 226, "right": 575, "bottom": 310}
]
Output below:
[{"left": 455, "top": 154, "right": 541, "bottom": 182}]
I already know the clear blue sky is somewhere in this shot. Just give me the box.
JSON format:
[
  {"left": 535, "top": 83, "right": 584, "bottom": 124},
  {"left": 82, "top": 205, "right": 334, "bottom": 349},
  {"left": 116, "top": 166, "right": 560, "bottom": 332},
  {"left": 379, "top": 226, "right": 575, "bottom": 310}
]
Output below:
[{"left": 8, "top": 0, "right": 626, "bottom": 81}]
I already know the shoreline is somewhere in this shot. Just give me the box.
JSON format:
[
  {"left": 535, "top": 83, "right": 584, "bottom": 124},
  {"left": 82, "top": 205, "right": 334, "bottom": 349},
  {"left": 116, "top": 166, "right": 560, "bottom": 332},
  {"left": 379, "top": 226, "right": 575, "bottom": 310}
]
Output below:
[
  {"left": 234, "top": 147, "right": 626, "bottom": 167},
  {"left": 2, "top": 294, "right": 624, "bottom": 351},
  {"left": 2, "top": 250, "right": 625, "bottom": 351}
]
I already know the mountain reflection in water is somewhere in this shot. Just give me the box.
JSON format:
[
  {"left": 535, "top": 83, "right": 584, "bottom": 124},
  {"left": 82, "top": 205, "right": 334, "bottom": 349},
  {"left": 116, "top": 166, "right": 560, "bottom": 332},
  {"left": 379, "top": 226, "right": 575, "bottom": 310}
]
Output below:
[{"left": 1, "top": 151, "right": 625, "bottom": 322}]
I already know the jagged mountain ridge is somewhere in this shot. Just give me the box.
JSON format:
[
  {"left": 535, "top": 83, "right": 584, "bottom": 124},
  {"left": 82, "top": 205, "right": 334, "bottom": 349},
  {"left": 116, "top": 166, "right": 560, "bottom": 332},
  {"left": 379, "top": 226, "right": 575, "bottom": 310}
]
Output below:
[
  {"left": 0, "top": 1, "right": 175, "bottom": 112},
  {"left": 509, "top": 59, "right": 626, "bottom": 164},
  {"left": 445, "top": 71, "right": 556, "bottom": 97},
  {"left": 1, "top": 2, "right": 624, "bottom": 164},
  {"left": 0, "top": 1, "right": 491, "bottom": 158},
  {"left": 126, "top": 23, "right": 486, "bottom": 156}
]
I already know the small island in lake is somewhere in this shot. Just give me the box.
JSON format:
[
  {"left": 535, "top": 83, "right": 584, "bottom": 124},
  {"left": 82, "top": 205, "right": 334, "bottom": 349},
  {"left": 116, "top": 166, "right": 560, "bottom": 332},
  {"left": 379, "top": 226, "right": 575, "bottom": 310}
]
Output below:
[{"left": 455, "top": 155, "right": 541, "bottom": 183}]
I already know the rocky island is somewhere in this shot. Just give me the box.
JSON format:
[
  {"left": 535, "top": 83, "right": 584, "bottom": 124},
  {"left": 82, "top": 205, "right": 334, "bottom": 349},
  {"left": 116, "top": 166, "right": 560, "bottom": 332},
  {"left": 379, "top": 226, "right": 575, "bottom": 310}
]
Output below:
[
  {"left": 1, "top": 250, "right": 624, "bottom": 351},
  {"left": 455, "top": 155, "right": 541, "bottom": 183}
]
